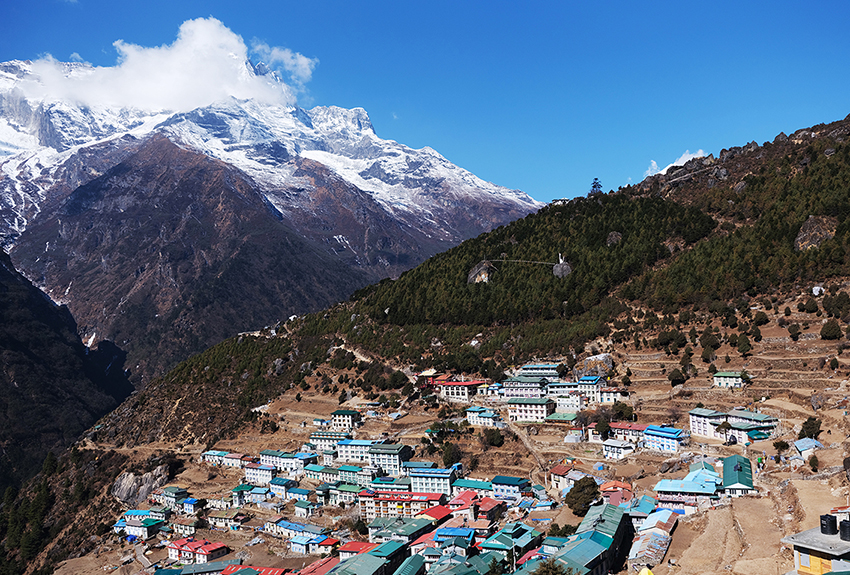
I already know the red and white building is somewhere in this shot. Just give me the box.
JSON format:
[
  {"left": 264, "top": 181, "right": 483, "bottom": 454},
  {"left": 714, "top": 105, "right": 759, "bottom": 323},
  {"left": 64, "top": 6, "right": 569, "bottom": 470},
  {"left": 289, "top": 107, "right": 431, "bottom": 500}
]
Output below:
[
  {"left": 609, "top": 422, "right": 648, "bottom": 444},
  {"left": 167, "top": 537, "right": 228, "bottom": 564},
  {"left": 358, "top": 490, "right": 446, "bottom": 520},
  {"left": 437, "top": 380, "right": 484, "bottom": 402}
]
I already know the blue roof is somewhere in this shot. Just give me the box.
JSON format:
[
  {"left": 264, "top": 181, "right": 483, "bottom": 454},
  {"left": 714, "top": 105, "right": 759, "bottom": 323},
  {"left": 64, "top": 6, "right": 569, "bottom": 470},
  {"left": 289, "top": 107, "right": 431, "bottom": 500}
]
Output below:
[
  {"left": 288, "top": 488, "right": 310, "bottom": 495},
  {"left": 492, "top": 475, "right": 529, "bottom": 486},
  {"left": 795, "top": 438, "right": 824, "bottom": 452},
  {"left": 653, "top": 479, "right": 717, "bottom": 495},
  {"left": 338, "top": 439, "right": 380, "bottom": 446},
  {"left": 644, "top": 425, "right": 686, "bottom": 439},
  {"left": 620, "top": 495, "right": 657, "bottom": 515}
]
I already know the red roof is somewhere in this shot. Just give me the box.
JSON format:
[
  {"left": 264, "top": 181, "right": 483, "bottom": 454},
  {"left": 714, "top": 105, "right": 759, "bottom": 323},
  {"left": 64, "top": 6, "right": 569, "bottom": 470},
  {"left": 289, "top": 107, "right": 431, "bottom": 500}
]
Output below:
[
  {"left": 439, "top": 516, "right": 467, "bottom": 529},
  {"left": 298, "top": 557, "right": 340, "bottom": 575},
  {"left": 417, "top": 504, "right": 453, "bottom": 521},
  {"left": 476, "top": 497, "right": 502, "bottom": 512},
  {"left": 438, "top": 380, "right": 484, "bottom": 387},
  {"left": 600, "top": 480, "right": 632, "bottom": 492},
  {"left": 410, "top": 530, "right": 438, "bottom": 548},
  {"left": 549, "top": 464, "right": 572, "bottom": 477},
  {"left": 337, "top": 541, "right": 378, "bottom": 554},
  {"left": 448, "top": 490, "right": 479, "bottom": 507},
  {"left": 317, "top": 538, "right": 339, "bottom": 547},
  {"left": 517, "top": 547, "right": 542, "bottom": 566},
  {"left": 197, "top": 542, "right": 228, "bottom": 556},
  {"left": 609, "top": 422, "right": 647, "bottom": 431},
  {"left": 222, "top": 566, "right": 289, "bottom": 575},
  {"left": 608, "top": 490, "right": 634, "bottom": 506}
]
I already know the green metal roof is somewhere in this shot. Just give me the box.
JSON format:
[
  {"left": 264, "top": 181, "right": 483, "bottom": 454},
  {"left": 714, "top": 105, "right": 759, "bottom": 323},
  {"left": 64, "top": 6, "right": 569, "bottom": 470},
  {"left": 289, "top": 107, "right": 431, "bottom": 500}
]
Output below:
[
  {"left": 452, "top": 478, "right": 492, "bottom": 490},
  {"left": 392, "top": 554, "right": 425, "bottom": 575},
  {"left": 545, "top": 412, "right": 578, "bottom": 421},
  {"left": 507, "top": 397, "right": 553, "bottom": 405},
  {"left": 576, "top": 503, "right": 625, "bottom": 540},
  {"left": 722, "top": 454, "right": 753, "bottom": 490}
]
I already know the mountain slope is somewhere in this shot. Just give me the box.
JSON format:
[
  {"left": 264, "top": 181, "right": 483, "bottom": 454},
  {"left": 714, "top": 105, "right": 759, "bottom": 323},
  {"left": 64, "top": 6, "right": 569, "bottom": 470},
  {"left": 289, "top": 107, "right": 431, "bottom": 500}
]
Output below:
[
  {"left": 0, "top": 58, "right": 541, "bottom": 380},
  {"left": 10, "top": 135, "right": 376, "bottom": 380},
  {"left": 0, "top": 249, "right": 132, "bottom": 494},
  {"left": 96, "top": 112, "right": 850, "bottom": 438}
]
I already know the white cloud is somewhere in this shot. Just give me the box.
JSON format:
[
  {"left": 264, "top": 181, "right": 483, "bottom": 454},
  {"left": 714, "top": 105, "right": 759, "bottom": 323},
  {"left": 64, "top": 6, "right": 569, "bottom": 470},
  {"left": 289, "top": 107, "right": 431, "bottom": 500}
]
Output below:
[
  {"left": 644, "top": 149, "right": 706, "bottom": 179},
  {"left": 19, "top": 18, "right": 305, "bottom": 113},
  {"left": 251, "top": 41, "right": 318, "bottom": 90}
]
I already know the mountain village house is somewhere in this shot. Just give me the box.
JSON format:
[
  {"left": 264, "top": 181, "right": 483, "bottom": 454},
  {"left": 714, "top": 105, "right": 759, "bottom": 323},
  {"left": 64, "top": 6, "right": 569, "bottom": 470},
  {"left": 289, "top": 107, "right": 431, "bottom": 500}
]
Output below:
[
  {"left": 465, "top": 406, "right": 504, "bottom": 428},
  {"left": 643, "top": 425, "right": 689, "bottom": 453},
  {"left": 781, "top": 511, "right": 850, "bottom": 575},
  {"left": 331, "top": 409, "right": 362, "bottom": 430},
  {"left": 603, "top": 438, "right": 636, "bottom": 460},
  {"left": 713, "top": 371, "right": 745, "bottom": 388},
  {"left": 368, "top": 443, "right": 413, "bottom": 476},
  {"left": 359, "top": 491, "right": 446, "bottom": 520},
  {"left": 500, "top": 377, "right": 548, "bottom": 399},
  {"left": 437, "top": 380, "right": 483, "bottom": 402},
  {"left": 688, "top": 407, "right": 778, "bottom": 443},
  {"left": 507, "top": 397, "right": 555, "bottom": 422}
]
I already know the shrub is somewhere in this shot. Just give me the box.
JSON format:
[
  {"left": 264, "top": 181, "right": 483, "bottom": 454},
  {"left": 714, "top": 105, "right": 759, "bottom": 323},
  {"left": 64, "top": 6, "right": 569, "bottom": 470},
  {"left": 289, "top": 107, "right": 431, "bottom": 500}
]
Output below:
[{"left": 821, "top": 319, "right": 843, "bottom": 340}]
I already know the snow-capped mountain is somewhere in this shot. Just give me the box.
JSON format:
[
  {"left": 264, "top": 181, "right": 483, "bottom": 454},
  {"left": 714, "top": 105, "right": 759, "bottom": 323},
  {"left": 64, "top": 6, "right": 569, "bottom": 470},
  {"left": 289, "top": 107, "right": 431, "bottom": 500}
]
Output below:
[
  {"left": 0, "top": 58, "right": 541, "bottom": 381},
  {"left": 0, "top": 59, "right": 540, "bottom": 247}
]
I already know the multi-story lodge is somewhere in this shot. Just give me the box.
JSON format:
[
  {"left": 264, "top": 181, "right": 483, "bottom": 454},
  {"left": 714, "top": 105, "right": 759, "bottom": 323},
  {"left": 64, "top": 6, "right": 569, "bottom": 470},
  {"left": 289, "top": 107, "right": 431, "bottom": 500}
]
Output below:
[
  {"left": 713, "top": 371, "right": 745, "bottom": 388},
  {"left": 643, "top": 426, "right": 689, "bottom": 453},
  {"left": 516, "top": 363, "right": 562, "bottom": 382},
  {"left": 609, "top": 422, "right": 648, "bottom": 444},
  {"left": 554, "top": 392, "right": 588, "bottom": 413},
  {"left": 546, "top": 380, "right": 578, "bottom": 397},
  {"left": 689, "top": 407, "right": 778, "bottom": 443},
  {"left": 465, "top": 406, "right": 504, "bottom": 428},
  {"left": 367, "top": 443, "right": 413, "bottom": 477},
  {"left": 309, "top": 431, "right": 352, "bottom": 452},
  {"left": 501, "top": 377, "right": 548, "bottom": 399},
  {"left": 331, "top": 409, "right": 362, "bottom": 431},
  {"left": 337, "top": 439, "right": 385, "bottom": 462},
  {"left": 358, "top": 491, "right": 446, "bottom": 520},
  {"left": 507, "top": 397, "right": 555, "bottom": 422},
  {"left": 600, "top": 387, "right": 630, "bottom": 404},
  {"left": 437, "top": 380, "right": 483, "bottom": 402},
  {"left": 409, "top": 468, "right": 457, "bottom": 495},
  {"left": 576, "top": 376, "right": 604, "bottom": 403}
]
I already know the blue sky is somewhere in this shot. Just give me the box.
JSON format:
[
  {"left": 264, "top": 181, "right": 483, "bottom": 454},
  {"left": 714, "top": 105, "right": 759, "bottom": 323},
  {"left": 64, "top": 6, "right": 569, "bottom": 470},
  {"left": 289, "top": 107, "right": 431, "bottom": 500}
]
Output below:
[{"left": 2, "top": 1, "right": 849, "bottom": 203}]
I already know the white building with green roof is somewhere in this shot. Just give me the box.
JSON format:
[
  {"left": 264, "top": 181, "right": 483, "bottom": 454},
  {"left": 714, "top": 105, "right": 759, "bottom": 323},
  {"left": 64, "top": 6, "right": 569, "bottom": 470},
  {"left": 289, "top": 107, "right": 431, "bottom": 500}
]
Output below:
[
  {"left": 713, "top": 371, "right": 745, "bottom": 388},
  {"left": 507, "top": 397, "right": 555, "bottom": 422},
  {"left": 722, "top": 454, "right": 755, "bottom": 497},
  {"left": 451, "top": 478, "right": 493, "bottom": 497}
]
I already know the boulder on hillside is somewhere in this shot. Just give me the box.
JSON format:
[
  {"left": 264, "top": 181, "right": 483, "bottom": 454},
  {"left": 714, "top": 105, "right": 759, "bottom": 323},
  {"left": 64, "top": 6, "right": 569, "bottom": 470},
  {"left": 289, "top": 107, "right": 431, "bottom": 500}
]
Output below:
[
  {"left": 111, "top": 464, "right": 169, "bottom": 506},
  {"left": 468, "top": 260, "right": 497, "bottom": 284},
  {"left": 574, "top": 353, "right": 614, "bottom": 379},
  {"left": 795, "top": 215, "right": 839, "bottom": 251}
]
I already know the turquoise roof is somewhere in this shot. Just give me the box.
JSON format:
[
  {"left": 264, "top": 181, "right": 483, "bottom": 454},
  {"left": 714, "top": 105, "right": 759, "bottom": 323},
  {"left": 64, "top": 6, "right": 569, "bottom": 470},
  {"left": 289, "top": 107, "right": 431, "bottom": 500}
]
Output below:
[
  {"left": 722, "top": 454, "right": 753, "bottom": 490},
  {"left": 576, "top": 503, "right": 624, "bottom": 540},
  {"left": 393, "top": 554, "right": 425, "bottom": 575}
]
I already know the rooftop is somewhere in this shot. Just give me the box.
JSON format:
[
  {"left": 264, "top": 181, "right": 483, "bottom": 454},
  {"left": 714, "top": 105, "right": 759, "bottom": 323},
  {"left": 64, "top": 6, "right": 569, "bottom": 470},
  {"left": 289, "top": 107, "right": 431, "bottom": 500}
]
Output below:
[{"left": 781, "top": 526, "right": 850, "bottom": 556}]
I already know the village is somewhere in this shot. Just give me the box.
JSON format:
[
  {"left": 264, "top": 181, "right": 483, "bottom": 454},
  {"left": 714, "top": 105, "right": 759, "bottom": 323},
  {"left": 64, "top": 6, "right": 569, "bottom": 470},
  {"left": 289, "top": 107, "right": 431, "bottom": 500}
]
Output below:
[{"left": 64, "top": 347, "right": 850, "bottom": 575}]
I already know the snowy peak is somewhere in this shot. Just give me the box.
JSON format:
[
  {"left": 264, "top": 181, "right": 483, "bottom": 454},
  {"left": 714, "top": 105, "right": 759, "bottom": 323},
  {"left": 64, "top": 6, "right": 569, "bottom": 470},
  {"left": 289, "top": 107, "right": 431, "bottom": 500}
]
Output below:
[{"left": 307, "top": 106, "right": 375, "bottom": 138}]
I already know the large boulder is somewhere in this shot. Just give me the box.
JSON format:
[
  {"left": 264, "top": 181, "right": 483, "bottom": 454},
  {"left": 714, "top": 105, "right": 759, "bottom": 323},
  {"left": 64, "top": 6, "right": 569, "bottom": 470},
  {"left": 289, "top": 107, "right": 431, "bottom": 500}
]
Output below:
[
  {"left": 795, "top": 215, "right": 839, "bottom": 251},
  {"left": 111, "top": 464, "right": 169, "bottom": 506}
]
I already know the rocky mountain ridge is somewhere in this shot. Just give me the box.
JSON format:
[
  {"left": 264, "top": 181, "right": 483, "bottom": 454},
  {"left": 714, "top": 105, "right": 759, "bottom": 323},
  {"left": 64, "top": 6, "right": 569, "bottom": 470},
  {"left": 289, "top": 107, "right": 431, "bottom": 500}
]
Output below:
[{"left": 0, "top": 57, "right": 541, "bottom": 381}]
